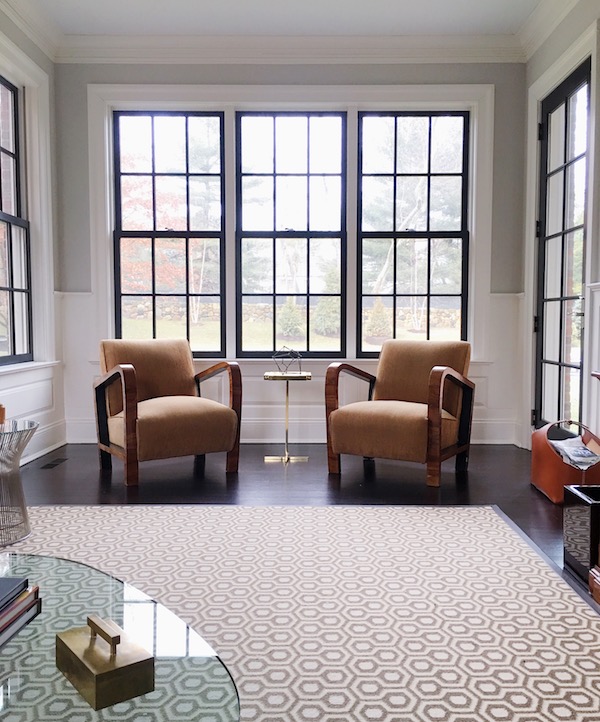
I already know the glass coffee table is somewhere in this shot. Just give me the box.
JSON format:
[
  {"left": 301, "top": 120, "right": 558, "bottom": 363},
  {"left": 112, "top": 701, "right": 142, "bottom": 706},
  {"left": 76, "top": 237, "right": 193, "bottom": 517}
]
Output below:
[{"left": 0, "top": 553, "right": 240, "bottom": 720}]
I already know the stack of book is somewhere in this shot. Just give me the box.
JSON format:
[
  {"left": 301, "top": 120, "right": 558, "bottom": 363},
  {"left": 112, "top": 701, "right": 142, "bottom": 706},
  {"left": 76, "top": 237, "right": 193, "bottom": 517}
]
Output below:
[{"left": 0, "top": 577, "right": 42, "bottom": 649}]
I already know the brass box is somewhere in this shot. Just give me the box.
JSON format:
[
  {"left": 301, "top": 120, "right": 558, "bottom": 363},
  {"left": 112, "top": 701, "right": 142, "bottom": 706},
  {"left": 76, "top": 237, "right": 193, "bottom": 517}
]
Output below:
[{"left": 56, "top": 615, "right": 154, "bottom": 710}]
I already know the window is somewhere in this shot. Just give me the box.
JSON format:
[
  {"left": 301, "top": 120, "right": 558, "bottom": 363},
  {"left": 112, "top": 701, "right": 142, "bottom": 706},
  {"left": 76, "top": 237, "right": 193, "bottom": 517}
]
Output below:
[
  {"left": 113, "top": 111, "right": 225, "bottom": 357},
  {"left": 0, "top": 76, "right": 32, "bottom": 364},
  {"left": 106, "top": 88, "right": 484, "bottom": 362},
  {"left": 358, "top": 112, "right": 469, "bottom": 355},
  {"left": 236, "top": 112, "right": 346, "bottom": 357}
]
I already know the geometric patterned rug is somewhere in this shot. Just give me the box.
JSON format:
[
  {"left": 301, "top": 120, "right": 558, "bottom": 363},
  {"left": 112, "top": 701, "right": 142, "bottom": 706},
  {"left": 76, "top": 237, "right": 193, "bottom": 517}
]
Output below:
[{"left": 12, "top": 505, "right": 600, "bottom": 721}]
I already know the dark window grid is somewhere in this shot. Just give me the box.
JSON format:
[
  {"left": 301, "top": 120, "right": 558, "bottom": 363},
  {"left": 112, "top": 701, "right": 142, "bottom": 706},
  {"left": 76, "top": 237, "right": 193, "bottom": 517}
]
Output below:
[
  {"left": 235, "top": 111, "right": 346, "bottom": 358},
  {"left": 0, "top": 76, "right": 20, "bottom": 220},
  {"left": 357, "top": 112, "right": 470, "bottom": 356},
  {"left": 113, "top": 111, "right": 225, "bottom": 356}
]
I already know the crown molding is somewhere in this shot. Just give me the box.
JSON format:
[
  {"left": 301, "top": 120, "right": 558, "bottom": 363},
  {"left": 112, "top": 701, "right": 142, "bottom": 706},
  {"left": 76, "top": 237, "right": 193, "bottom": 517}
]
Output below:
[
  {"left": 55, "top": 34, "right": 526, "bottom": 65},
  {"left": 0, "top": 0, "right": 60, "bottom": 60},
  {"left": 518, "top": 0, "right": 581, "bottom": 60}
]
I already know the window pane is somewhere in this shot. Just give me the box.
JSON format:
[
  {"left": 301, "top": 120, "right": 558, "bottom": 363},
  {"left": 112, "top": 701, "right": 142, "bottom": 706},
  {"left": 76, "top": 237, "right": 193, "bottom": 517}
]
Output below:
[
  {"left": 396, "top": 176, "right": 427, "bottom": 231},
  {"left": 0, "top": 222, "right": 8, "bottom": 287},
  {"left": 13, "top": 291, "right": 28, "bottom": 354},
  {"left": 362, "top": 296, "right": 393, "bottom": 351},
  {"left": 362, "top": 117, "right": 394, "bottom": 174},
  {"left": 568, "top": 85, "right": 588, "bottom": 160},
  {"left": 12, "top": 226, "right": 27, "bottom": 290},
  {"left": 189, "top": 177, "right": 221, "bottom": 231},
  {"left": 120, "top": 238, "right": 152, "bottom": 293},
  {"left": 430, "top": 296, "right": 461, "bottom": 340},
  {"left": 188, "top": 116, "right": 221, "bottom": 173},
  {"left": 189, "top": 238, "right": 220, "bottom": 294},
  {"left": 431, "top": 116, "right": 463, "bottom": 174},
  {"left": 362, "top": 177, "right": 393, "bottom": 231},
  {"left": 544, "top": 236, "right": 562, "bottom": 299},
  {"left": 154, "top": 116, "right": 186, "bottom": 173},
  {"left": 276, "top": 176, "right": 307, "bottom": 231},
  {"left": 545, "top": 172, "right": 564, "bottom": 236},
  {"left": 156, "top": 296, "right": 187, "bottom": 338},
  {"left": 309, "top": 238, "right": 340, "bottom": 293},
  {"left": 562, "top": 365, "right": 580, "bottom": 423},
  {"left": 396, "top": 238, "right": 427, "bottom": 294},
  {"left": 0, "top": 289, "right": 9, "bottom": 356},
  {"left": 0, "top": 83, "right": 14, "bottom": 153},
  {"left": 1, "top": 153, "right": 15, "bottom": 215},
  {"left": 242, "top": 238, "right": 273, "bottom": 293},
  {"left": 362, "top": 239, "right": 394, "bottom": 294},
  {"left": 189, "top": 296, "right": 221, "bottom": 352},
  {"left": 276, "top": 238, "right": 307, "bottom": 293},
  {"left": 565, "top": 158, "right": 586, "bottom": 230},
  {"left": 155, "top": 176, "right": 187, "bottom": 231},
  {"left": 564, "top": 230, "right": 583, "bottom": 297},
  {"left": 430, "top": 176, "right": 462, "bottom": 231},
  {"left": 121, "top": 297, "right": 152, "bottom": 339},
  {"left": 121, "top": 175, "right": 153, "bottom": 230},
  {"left": 431, "top": 238, "right": 462, "bottom": 294},
  {"left": 276, "top": 116, "right": 307, "bottom": 173},
  {"left": 309, "top": 176, "right": 341, "bottom": 231},
  {"left": 119, "top": 116, "right": 152, "bottom": 173},
  {"left": 242, "top": 116, "right": 273, "bottom": 173},
  {"left": 310, "top": 116, "right": 341, "bottom": 173},
  {"left": 396, "top": 116, "right": 429, "bottom": 173},
  {"left": 242, "top": 296, "right": 273, "bottom": 351},
  {"left": 276, "top": 296, "right": 307, "bottom": 351},
  {"left": 155, "top": 238, "right": 186, "bottom": 293},
  {"left": 563, "top": 298, "right": 582, "bottom": 365},
  {"left": 310, "top": 296, "right": 341, "bottom": 351},
  {"left": 548, "top": 104, "right": 565, "bottom": 172},
  {"left": 543, "top": 301, "right": 560, "bottom": 362},
  {"left": 541, "top": 362, "right": 559, "bottom": 421},
  {"left": 396, "top": 296, "right": 426, "bottom": 339},
  {"left": 242, "top": 177, "right": 274, "bottom": 231}
]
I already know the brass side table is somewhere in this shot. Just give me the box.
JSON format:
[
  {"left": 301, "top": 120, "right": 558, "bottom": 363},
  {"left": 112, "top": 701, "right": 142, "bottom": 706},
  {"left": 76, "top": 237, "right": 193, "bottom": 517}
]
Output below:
[
  {"left": 264, "top": 371, "right": 312, "bottom": 463},
  {"left": 0, "top": 419, "right": 38, "bottom": 546}
]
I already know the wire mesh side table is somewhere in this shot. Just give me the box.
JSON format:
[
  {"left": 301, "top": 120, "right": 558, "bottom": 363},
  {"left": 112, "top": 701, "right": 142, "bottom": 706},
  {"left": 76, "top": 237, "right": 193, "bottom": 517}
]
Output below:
[{"left": 0, "top": 419, "right": 38, "bottom": 546}]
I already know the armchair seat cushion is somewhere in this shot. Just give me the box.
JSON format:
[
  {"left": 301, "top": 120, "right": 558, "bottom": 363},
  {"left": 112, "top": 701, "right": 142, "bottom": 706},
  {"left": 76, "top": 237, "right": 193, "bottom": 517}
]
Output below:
[
  {"left": 330, "top": 400, "right": 459, "bottom": 463},
  {"left": 107, "top": 395, "right": 238, "bottom": 461}
]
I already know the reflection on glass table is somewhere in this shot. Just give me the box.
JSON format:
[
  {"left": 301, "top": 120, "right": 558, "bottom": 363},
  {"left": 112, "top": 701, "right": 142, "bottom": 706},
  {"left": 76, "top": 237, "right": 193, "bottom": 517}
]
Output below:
[{"left": 0, "top": 553, "right": 239, "bottom": 721}]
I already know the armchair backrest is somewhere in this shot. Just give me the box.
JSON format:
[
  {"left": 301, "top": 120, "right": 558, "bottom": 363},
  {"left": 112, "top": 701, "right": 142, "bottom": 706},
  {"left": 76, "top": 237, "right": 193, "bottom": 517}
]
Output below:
[
  {"left": 373, "top": 339, "right": 471, "bottom": 415},
  {"left": 100, "top": 339, "right": 197, "bottom": 415}
]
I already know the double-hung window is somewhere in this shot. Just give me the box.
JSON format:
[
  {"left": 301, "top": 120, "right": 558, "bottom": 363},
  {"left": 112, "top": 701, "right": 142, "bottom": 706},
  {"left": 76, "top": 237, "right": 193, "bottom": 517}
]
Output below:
[
  {"left": 358, "top": 112, "right": 469, "bottom": 356},
  {"left": 0, "top": 76, "right": 32, "bottom": 364},
  {"left": 113, "top": 111, "right": 225, "bottom": 357}
]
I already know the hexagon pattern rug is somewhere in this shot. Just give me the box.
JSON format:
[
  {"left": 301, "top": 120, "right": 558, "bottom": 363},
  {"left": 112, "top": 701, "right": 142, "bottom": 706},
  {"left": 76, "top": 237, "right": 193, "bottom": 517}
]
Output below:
[{"left": 9, "top": 505, "right": 600, "bottom": 721}]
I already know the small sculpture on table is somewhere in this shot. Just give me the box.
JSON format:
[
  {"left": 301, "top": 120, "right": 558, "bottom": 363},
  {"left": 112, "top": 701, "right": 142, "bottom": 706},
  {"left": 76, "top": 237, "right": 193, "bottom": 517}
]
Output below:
[{"left": 273, "top": 347, "right": 303, "bottom": 374}]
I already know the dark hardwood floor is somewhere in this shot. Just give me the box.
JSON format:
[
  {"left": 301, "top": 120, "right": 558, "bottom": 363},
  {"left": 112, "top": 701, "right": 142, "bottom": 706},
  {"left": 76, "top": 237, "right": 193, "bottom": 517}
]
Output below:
[{"left": 20, "top": 442, "right": 566, "bottom": 570}]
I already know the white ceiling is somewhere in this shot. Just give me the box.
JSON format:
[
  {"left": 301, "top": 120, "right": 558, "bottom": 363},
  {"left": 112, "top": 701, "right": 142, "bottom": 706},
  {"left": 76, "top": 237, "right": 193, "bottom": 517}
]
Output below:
[{"left": 25, "top": 0, "right": 544, "bottom": 38}]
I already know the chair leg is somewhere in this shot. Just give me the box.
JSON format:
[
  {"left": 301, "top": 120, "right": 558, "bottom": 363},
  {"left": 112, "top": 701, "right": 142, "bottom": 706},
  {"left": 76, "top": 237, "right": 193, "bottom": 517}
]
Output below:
[
  {"left": 194, "top": 455, "right": 206, "bottom": 476},
  {"left": 124, "top": 458, "right": 139, "bottom": 486},
  {"left": 328, "top": 448, "right": 341, "bottom": 474},
  {"left": 226, "top": 444, "right": 240, "bottom": 473},
  {"left": 426, "top": 460, "right": 441, "bottom": 487},
  {"left": 456, "top": 450, "right": 469, "bottom": 473},
  {"left": 99, "top": 449, "right": 112, "bottom": 471}
]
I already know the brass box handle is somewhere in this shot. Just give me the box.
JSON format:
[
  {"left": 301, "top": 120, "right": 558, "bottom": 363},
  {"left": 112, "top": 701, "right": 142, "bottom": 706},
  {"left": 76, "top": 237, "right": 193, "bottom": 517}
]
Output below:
[{"left": 87, "top": 614, "right": 121, "bottom": 656}]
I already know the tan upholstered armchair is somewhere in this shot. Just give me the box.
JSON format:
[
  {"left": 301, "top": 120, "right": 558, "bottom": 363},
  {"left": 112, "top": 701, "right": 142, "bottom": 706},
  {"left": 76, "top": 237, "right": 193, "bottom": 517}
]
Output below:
[
  {"left": 93, "top": 339, "right": 242, "bottom": 486},
  {"left": 325, "top": 339, "right": 475, "bottom": 487}
]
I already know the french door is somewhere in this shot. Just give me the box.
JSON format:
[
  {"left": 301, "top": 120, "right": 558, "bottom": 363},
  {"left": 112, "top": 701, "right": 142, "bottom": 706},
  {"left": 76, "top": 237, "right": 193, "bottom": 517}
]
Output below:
[{"left": 534, "top": 58, "right": 591, "bottom": 427}]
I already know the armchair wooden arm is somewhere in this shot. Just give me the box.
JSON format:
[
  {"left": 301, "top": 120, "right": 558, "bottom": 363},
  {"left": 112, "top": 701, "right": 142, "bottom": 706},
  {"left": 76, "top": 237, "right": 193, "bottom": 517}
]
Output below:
[
  {"left": 195, "top": 361, "right": 242, "bottom": 473},
  {"left": 427, "top": 365, "right": 475, "bottom": 486},
  {"left": 325, "top": 362, "right": 376, "bottom": 474},
  {"left": 93, "top": 363, "right": 138, "bottom": 480}
]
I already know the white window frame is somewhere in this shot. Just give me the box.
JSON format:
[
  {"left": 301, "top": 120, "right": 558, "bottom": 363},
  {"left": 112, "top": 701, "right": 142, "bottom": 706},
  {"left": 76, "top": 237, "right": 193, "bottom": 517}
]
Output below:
[{"left": 89, "top": 83, "right": 494, "bottom": 361}]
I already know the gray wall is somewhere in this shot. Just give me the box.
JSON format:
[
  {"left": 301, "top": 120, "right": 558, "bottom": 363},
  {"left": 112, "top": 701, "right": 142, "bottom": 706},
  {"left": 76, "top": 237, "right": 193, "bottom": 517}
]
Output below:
[{"left": 55, "top": 61, "right": 526, "bottom": 294}]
